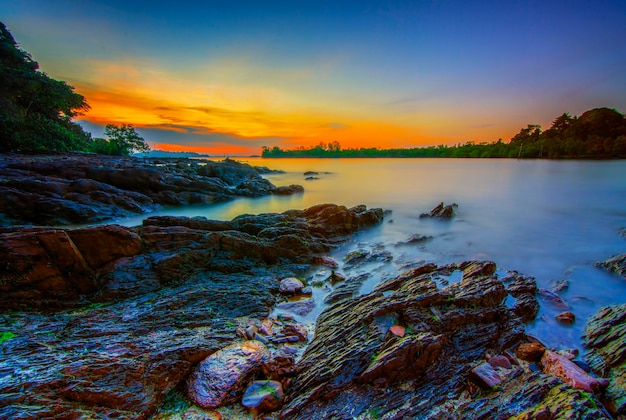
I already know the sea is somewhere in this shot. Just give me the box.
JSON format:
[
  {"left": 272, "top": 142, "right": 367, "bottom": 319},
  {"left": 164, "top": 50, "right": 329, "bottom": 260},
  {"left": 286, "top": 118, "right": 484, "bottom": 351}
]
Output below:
[{"left": 113, "top": 158, "right": 626, "bottom": 352}]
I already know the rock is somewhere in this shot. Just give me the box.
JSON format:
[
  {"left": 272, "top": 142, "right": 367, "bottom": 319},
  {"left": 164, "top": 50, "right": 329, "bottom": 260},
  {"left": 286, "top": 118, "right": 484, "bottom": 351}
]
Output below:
[
  {"left": 241, "top": 380, "right": 284, "bottom": 413},
  {"left": 278, "top": 277, "right": 305, "bottom": 295},
  {"left": 583, "top": 304, "right": 626, "bottom": 415},
  {"left": 516, "top": 342, "right": 546, "bottom": 362},
  {"left": 276, "top": 298, "right": 315, "bottom": 316},
  {"left": 461, "top": 261, "right": 496, "bottom": 279},
  {"left": 489, "top": 355, "right": 513, "bottom": 370},
  {"left": 538, "top": 288, "right": 570, "bottom": 310},
  {"left": 274, "top": 185, "right": 304, "bottom": 195},
  {"left": 419, "top": 202, "right": 458, "bottom": 219},
  {"left": 551, "top": 279, "right": 570, "bottom": 293},
  {"left": 396, "top": 233, "right": 433, "bottom": 245},
  {"left": 541, "top": 350, "right": 604, "bottom": 392},
  {"left": 262, "top": 355, "right": 298, "bottom": 382},
  {"left": 187, "top": 341, "right": 270, "bottom": 409},
  {"left": 595, "top": 254, "right": 626, "bottom": 278},
  {"left": 470, "top": 362, "right": 502, "bottom": 388},
  {"left": 389, "top": 325, "right": 405, "bottom": 337},
  {"left": 555, "top": 311, "right": 576, "bottom": 325},
  {"left": 282, "top": 324, "right": 309, "bottom": 342}
]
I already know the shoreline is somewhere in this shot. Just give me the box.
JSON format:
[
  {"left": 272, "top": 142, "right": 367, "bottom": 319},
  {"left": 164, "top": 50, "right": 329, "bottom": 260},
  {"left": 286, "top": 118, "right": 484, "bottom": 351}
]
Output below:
[{"left": 0, "top": 154, "right": 625, "bottom": 418}]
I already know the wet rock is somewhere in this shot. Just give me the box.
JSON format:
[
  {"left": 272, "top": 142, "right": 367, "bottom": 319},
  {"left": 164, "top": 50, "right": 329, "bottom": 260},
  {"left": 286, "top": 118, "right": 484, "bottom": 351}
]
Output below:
[
  {"left": 551, "top": 279, "right": 570, "bottom": 293},
  {"left": 461, "top": 261, "right": 496, "bottom": 279},
  {"left": 187, "top": 340, "right": 270, "bottom": 409},
  {"left": 489, "top": 355, "right": 513, "bottom": 369},
  {"left": 583, "top": 304, "right": 626, "bottom": 415},
  {"left": 538, "top": 288, "right": 570, "bottom": 310},
  {"left": 555, "top": 311, "right": 576, "bottom": 325},
  {"left": 276, "top": 298, "right": 315, "bottom": 316},
  {"left": 516, "top": 342, "right": 546, "bottom": 362},
  {"left": 396, "top": 233, "right": 433, "bottom": 245},
  {"left": 274, "top": 185, "right": 304, "bottom": 195},
  {"left": 595, "top": 254, "right": 626, "bottom": 278},
  {"left": 278, "top": 277, "right": 305, "bottom": 295},
  {"left": 242, "top": 380, "right": 284, "bottom": 413},
  {"left": 504, "top": 273, "right": 539, "bottom": 322},
  {"left": 471, "top": 362, "right": 502, "bottom": 388},
  {"left": 541, "top": 350, "right": 604, "bottom": 392},
  {"left": 262, "top": 355, "right": 298, "bottom": 381},
  {"left": 419, "top": 202, "right": 458, "bottom": 219},
  {"left": 344, "top": 248, "right": 393, "bottom": 269}
]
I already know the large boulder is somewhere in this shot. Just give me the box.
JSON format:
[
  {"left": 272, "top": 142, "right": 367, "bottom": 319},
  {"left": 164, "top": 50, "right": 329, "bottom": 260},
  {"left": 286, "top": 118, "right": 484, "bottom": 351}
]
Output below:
[{"left": 187, "top": 341, "right": 270, "bottom": 409}]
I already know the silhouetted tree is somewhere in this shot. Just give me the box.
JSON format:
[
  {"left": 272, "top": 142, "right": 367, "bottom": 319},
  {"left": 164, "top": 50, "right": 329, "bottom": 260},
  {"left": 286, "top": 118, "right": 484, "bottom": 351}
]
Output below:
[
  {"left": 98, "top": 124, "right": 150, "bottom": 156},
  {"left": 0, "top": 22, "right": 91, "bottom": 152}
]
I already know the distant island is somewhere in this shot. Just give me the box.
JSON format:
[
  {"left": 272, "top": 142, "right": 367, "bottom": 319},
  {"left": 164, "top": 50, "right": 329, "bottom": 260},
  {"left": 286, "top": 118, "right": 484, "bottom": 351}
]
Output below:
[{"left": 262, "top": 107, "right": 626, "bottom": 159}]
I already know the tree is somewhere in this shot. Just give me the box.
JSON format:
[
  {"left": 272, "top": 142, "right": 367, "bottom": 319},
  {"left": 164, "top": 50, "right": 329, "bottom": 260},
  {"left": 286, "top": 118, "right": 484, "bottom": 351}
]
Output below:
[
  {"left": 0, "top": 21, "right": 91, "bottom": 152},
  {"left": 102, "top": 124, "right": 150, "bottom": 155}
]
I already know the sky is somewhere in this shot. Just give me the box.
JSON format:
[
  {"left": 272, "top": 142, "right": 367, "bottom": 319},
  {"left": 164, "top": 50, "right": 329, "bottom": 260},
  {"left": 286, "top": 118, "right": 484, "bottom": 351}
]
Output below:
[{"left": 2, "top": 1, "right": 626, "bottom": 155}]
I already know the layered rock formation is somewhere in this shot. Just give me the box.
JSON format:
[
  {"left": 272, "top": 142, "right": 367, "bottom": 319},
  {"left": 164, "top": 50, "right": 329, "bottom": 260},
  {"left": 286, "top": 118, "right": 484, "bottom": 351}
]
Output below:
[
  {"left": 0, "top": 154, "right": 300, "bottom": 225},
  {"left": 0, "top": 203, "right": 383, "bottom": 310},
  {"left": 280, "top": 261, "right": 609, "bottom": 419},
  {"left": 0, "top": 204, "right": 383, "bottom": 418}
]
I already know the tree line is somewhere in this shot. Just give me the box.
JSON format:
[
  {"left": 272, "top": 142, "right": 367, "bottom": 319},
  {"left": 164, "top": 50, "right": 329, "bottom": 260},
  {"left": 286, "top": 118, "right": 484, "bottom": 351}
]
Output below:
[
  {"left": 0, "top": 22, "right": 149, "bottom": 155},
  {"left": 262, "top": 108, "right": 626, "bottom": 159}
]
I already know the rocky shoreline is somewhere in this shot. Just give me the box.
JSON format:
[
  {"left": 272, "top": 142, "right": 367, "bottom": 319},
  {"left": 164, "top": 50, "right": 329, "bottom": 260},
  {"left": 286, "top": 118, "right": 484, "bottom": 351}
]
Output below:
[
  {"left": 0, "top": 154, "right": 625, "bottom": 419},
  {"left": 0, "top": 153, "right": 302, "bottom": 226}
]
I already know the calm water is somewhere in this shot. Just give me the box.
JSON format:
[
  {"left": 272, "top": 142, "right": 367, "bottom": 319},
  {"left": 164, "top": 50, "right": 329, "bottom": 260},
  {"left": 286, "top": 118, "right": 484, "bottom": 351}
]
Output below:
[{"left": 114, "top": 158, "right": 626, "bottom": 352}]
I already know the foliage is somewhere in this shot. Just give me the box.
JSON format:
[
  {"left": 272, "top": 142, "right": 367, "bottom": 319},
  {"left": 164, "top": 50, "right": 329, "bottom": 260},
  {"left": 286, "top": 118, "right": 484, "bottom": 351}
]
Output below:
[
  {"left": 0, "top": 22, "right": 92, "bottom": 152},
  {"left": 88, "top": 124, "right": 150, "bottom": 156},
  {"left": 262, "top": 108, "right": 626, "bottom": 159},
  {"left": 0, "top": 331, "right": 17, "bottom": 344}
]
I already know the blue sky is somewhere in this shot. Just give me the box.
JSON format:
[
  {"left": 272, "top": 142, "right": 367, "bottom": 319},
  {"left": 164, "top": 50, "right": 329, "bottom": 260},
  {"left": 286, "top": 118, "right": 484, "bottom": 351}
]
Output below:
[{"left": 2, "top": 0, "right": 625, "bottom": 154}]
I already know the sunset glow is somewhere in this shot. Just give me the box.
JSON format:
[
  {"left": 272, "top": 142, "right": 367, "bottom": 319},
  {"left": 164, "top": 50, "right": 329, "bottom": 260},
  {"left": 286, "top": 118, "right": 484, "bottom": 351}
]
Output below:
[{"left": 3, "top": 1, "right": 625, "bottom": 155}]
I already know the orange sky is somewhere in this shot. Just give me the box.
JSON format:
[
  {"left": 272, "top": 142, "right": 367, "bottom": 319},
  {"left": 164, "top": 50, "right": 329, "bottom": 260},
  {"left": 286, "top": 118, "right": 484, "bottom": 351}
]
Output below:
[{"left": 7, "top": 2, "right": 624, "bottom": 155}]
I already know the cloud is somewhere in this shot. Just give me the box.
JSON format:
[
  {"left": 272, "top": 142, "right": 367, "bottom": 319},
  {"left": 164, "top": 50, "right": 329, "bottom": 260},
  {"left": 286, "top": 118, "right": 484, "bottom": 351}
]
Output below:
[{"left": 324, "top": 122, "right": 350, "bottom": 130}]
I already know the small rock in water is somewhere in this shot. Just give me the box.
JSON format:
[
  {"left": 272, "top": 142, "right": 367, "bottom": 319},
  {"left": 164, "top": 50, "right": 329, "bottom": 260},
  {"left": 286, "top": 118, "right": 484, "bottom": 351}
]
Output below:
[
  {"left": 555, "top": 311, "right": 576, "bottom": 325},
  {"left": 538, "top": 288, "right": 570, "bottom": 310},
  {"left": 470, "top": 362, "right": 502, "bottom": 388},
  {"left": 551, "top": 279, "right": 570, "bottom": 293},
  {"left": 279, "top": 277, "right": 305, "bottom": 295},
  {"left": 419, "top": 202, "right": 457, "bottom": 219},
  {"left": 516, "top": 342, "right": 545, "bottom": 362},
  {"left": 241, "top": 380, "right": 284, "bottom": 413}
]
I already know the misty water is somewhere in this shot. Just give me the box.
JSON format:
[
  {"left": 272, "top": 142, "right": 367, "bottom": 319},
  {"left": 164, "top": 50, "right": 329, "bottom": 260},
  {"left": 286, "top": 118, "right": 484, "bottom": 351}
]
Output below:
[{"left": 115, "top": 158, "right": 626, "bottom": 352}]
